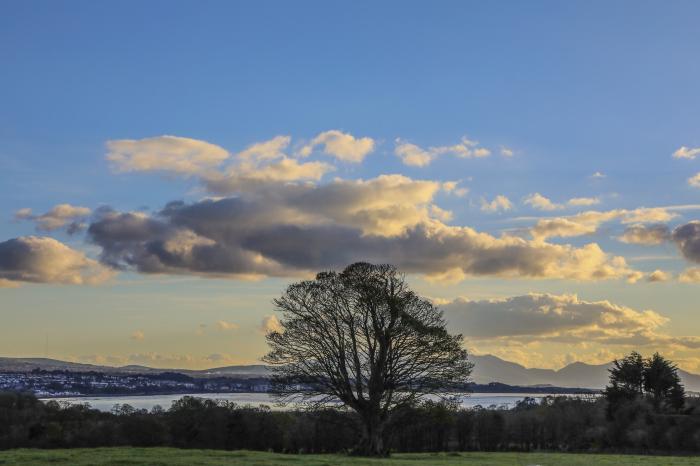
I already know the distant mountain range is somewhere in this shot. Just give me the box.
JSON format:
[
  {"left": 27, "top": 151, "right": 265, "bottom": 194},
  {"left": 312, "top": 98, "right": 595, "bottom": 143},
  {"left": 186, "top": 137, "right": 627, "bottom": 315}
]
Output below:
[{"left": 2, "top": 355, "right": 699, "bottom": 392}]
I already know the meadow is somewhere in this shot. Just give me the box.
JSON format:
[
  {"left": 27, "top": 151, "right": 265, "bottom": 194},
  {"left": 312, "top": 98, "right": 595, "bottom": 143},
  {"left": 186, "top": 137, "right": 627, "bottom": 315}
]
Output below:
[{"left": 0, "top": 448, "right": 699, "bottom": 466}]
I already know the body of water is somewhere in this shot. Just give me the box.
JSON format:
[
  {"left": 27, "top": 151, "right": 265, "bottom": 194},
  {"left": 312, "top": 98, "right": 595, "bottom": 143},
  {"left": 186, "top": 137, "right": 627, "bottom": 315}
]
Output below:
[{"left": 42, "top": 392, "right": 592, "bottom": 412}]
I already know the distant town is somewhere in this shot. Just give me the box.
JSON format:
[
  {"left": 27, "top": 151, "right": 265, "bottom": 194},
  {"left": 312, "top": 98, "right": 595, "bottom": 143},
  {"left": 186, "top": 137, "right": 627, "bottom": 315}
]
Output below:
[
  {"left": 0, "top": 367, "right": 598, "bottom": 398},
  {"left": 0, "top": 369, "right": 273, "bottom": 398}
]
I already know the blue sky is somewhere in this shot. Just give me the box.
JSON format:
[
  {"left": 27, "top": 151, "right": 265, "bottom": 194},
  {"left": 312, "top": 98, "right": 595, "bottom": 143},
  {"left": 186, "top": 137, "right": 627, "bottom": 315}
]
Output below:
[{"left": 2, "top": 1, "right": 700, "bottom": 371}]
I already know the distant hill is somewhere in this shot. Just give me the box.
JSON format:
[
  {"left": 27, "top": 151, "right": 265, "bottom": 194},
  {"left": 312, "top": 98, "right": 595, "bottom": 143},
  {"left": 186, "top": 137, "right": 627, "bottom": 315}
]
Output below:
[
  {"left": 469, "top": 355, "right": 700, "bottom": 392},
  {"left": 2, "top": 355, "right": 699, "bottom": 391},
  {"left": 0, "top": 358, "right": 270, "bottom": 379}
]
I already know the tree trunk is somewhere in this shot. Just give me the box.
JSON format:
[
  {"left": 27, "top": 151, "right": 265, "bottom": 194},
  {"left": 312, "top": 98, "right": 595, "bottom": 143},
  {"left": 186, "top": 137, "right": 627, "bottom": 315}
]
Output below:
[{"left": 352, "top": 415, "right": 387, "bottom": 456}]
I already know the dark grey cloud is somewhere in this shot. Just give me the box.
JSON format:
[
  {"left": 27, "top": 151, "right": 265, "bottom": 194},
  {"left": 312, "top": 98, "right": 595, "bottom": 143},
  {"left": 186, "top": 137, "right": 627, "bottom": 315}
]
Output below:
[
  {"left": 86, "top": 196, "right": 637, "bottom": 282},
  {"left": 441, "top": 293, "right": 700, "bottom": 349},
  {"left": 672, "top": 221, "right": 700, "bottom": 263}
]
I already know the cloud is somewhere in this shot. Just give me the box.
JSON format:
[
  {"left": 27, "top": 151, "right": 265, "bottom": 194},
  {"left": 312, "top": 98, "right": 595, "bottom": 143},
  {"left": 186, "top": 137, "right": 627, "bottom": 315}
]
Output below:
[
  {"left": 567, "top": 197, "right": 600, "bottom": 207},
  {"left": 0, "top": 279, "right": 21, "bottom": 288},
  {"left": 673, "top": 146, "right": 700, "bottom": 160},
  {"left": 678, "top": 268, "right": 700, "bottom": 283},
  {"left": 201, "top": 135, "right": 335, "bottom": 194},
  {"left": 203, "top": 158, "right": 334, "bottom": 194},
  {"left": 590, "top": 172, "right": 606, "bottom": 179},
  {"left": 92, "top": 141, "right": 644, "bottom": 284},
  {"left": 86, "top": 191, "right": 639, "bottom": 283},
  {"left": 237, "top": 135, "right": 290, "bottom": 161},
  {"left": 671, "top": 221, "right": 700, "bottom": 263},
  {"left": 624, "top": 208, "right": 676, "bottom": 224},
  {"left": 0, "top": 236, "right": 113, "bottom": 286},
  {"left": 130, "top": 330, "right": 145, "bottom": 341},
  {"left": 394, "top": 141, "right": 435, "bottom": 167},
  {"left": 15, "top": 204, "right": 91, "bottom": 233},
  {"left": 688, "top": 173, "right": 700, "bottom": 188},
  {"left": 443, "top": 293, "right": 699, "bottom": 349},
  {"left": 524, "top": 193, "right": 562, "bottom": 211},
  {"left": 105, "top": 133, "right": 335, "bottom": 196},
  {"left": 481, "top": 195, "right": 513, "bottom": 213},
  {"left": 240, "top": 174, "right": 444, "bottom": 236},
  {"left": 618, "top": 224, "right": 671, "bottom": 245},
  {"left": 394, "top": 137, "right": 490, "bottom": 167},
  {"left": 205, "top": 353, "right": 245, "bottom": 365},
  {"left": 106, "top": 136, "right": 229, "bottom": 174},
  {"left": 125, "top": 352, "right": 196, "bottom": 368},
  {"left": 216, "top": 320, "right": 239, "bottom": 331},
  {"left": 500, "top": 147, "right": 514, "bottom": 157},
  {"left": 260, "top": 315, "right": 282, "bottom": 334},
  {"left": 524, "top": 194, "right": 601, "bottom": 211},
  {"left": 78, "top": 352, "right": 249, "bottom": 369},
  {"left": 647, "top": 270, "right": 670, "bottom": 283},
  {"left": 298, "top": 130, "right": 375, "bottom": 162},
  {"left": 441, "top": 181, "right": 469, "bottom": 197},
  {"left": 530, "top": 208, "right": 677, "bottom": 240}
]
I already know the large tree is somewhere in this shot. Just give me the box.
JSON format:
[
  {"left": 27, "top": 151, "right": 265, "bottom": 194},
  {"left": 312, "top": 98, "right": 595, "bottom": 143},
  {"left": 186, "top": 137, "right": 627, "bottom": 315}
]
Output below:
[{"left": 263, "top": 262, "right": 472, "bottom": 456}]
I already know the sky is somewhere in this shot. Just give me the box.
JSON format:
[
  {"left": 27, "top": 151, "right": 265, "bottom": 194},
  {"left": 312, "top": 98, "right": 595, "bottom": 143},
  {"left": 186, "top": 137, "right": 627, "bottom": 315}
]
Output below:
[{"left": 2, "top": 1, "right": 700, "bottom": 372}]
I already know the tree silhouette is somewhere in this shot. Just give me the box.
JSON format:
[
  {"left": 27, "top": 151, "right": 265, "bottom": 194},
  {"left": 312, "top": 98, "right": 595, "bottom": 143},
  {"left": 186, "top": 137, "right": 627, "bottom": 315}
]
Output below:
[
  {"left": 605, "top": 351, "right": 685, "bottom": 416},
  {"left": 263, "top": 262, "right": 472, "bottom": 456},
  {"left": 644, "top": 352, "right": 685, "bottom": 412}
]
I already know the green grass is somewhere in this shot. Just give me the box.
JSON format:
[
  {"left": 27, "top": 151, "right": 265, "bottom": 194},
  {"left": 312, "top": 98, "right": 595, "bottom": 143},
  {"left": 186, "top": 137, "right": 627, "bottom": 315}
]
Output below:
[{"left": 0, "top": 448, "right": 699, "bottom": 466}]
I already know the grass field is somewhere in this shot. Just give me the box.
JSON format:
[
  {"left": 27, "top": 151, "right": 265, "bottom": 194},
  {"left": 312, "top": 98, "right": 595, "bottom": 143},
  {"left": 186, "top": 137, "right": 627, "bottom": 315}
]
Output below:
[{"left": 0, "top": 448, "right": 699, "bottom": 466}]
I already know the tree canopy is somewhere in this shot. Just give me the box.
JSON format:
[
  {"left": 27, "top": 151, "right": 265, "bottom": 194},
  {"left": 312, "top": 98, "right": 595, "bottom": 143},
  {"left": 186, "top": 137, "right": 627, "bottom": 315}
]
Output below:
[
  {"left": 263, "top": 262, "right": 472, "bottom": 456},
  {"left": 605, "top": 351, "right": 685, "bottom": 415}
]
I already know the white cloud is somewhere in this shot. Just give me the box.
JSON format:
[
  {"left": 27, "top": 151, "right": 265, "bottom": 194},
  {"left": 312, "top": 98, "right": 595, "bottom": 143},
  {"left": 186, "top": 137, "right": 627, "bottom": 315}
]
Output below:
[
  {"left": 106, "top": 136, "right": 229, "bottom": 174},
  {"left": 673, "top": 146, "right": 700, "bottom": 160},
  {"left": 567, "top": 197, "right": 600, "bottom": 207},
  {"left": 285, "top": 174, "right": 446, "bottom": 236},
  {"left": 204, "top": 135, "right": 335, "bottom": 194},
  {"left": 394, "top": 137, "right": 490, "bottom": 167},
  {"left": 216, "top": 320, "right": 239, "bottom": 331},
  {"left": 394, "top": 141, "right": 435, "bottom": 167},
  {"left": 618, "top": 224, "right": 670, "bottom": 245},
  {"left": 205, "top": 353, "right": 246, "bottom": 365},
  {"left": 530, "top": 208, "right": 677, "bottom": 240},
  {"left": 679, "top": 268, "right": 700, "bottom": 283},
  {"left": 299, "top": 130, "right": 375, "bottom": 162},
  {"left": 441, "top": 181, "right": 469, "bottom": 197},
  {"left": 481, "top": 195, "right": 513, "bottom": 213},
  {"left": 591, "top": 171, "right": 606, "bottom": 179},
  {"left": 237, "top": 135, "right": 290, "bottom": 161},
  {"left": 500, "top": 146, "right": 514, "bottom": 157},
  {"left": 688, "top": 172, "right": 700, "bottom": 187},
  {"left": 77, "top": 352, "right": 250, "bottom": 369},
  {"left": 260, "top": 315, "right": 282, "bottom": 334},
  {"left": 524, "top": 194, "right": 601, "bottom": 211},
  {"left": 647, "top": 270, "right": 669, "bottom": 283},
  {"left": 524, "top": 193, "right": 562, "bottom": 211},
  {"left": 624, "top": 207, "right": 676, "bottom": 224},
  {"left": 15, "top": 204, "right": 91, "bottom": 232}
]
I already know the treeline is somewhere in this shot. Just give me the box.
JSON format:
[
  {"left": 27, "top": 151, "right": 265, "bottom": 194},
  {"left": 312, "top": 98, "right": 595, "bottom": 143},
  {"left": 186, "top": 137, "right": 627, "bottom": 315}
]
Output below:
[{"left": 1, "top": 391, "right": 699, "bottom": 454}]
